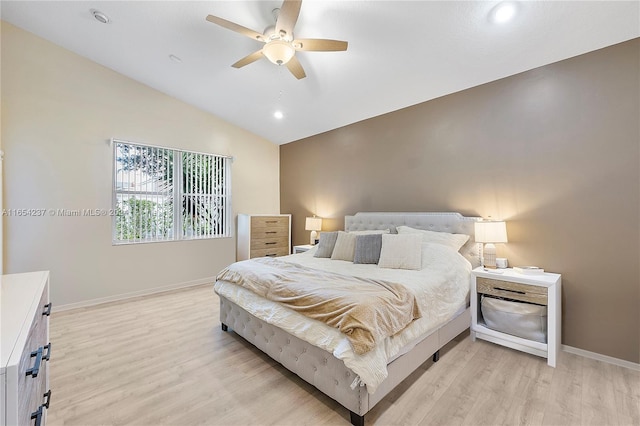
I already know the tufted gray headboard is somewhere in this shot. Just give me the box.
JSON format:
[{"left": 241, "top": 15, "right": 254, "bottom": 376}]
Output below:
[{"left": 345, "top": 212, "right": 482, "bottom": 268}]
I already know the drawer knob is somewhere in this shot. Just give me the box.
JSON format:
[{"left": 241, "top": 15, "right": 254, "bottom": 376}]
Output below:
[
  {"left": 42, "top": 303, "right": 52, "bottom": 316},
  {"left": 26, "top": 347, "right": 43, "bottom": 378}
]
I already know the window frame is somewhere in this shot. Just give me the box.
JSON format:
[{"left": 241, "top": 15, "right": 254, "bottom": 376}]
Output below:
[{"left": 111, "top": 138, "right": 233, "bottom": 245}]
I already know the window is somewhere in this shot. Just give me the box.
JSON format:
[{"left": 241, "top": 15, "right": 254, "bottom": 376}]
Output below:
[{"left": 112, "top": 139, "right": 231, "bottom": 244}]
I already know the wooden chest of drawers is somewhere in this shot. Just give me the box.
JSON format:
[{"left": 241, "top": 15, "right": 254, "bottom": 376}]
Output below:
[
  {"left": 237, "top": 214, "right": 291, "bottom": 261},
  {"left": 1, "top": 271, "right": 52, "bottom": 426}
]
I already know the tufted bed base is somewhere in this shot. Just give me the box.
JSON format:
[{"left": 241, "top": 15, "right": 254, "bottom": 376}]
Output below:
[{"left": 220, "top": 295, "right": 471, "bottom": 424}]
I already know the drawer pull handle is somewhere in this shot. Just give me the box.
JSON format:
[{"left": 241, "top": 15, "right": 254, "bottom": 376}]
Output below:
[
  {"left": 265, "top": 220, "right": 277, "bottom": 223},
  {"left": 42, "top": 303, "right": 52, "bottom": 316},
  {"left": 30, "top": 391, "right": 51, "bottom": 426},
  {"left": 44, "top": 343, "right": 52, "bottom": 361},
  {"left": 31, "top": 406, "right": 43, "bottom": 426},
  {"left": 265, "top": 242, "right": 277, "bottom": 245},
  {"left": 265, "top": 254, "right": 277, "bottom": 257},
  {"left": 43, "top": 389, "right": 52, "bottom": 409},
  {"left": 265, "top": 231, "right": 277, "bottom": 234},
  {"left": 26, "top": 347, "right": 43, "bottom": 378},
  {"left": 494, "top": 287, "right": 526, "bottom": 295}
]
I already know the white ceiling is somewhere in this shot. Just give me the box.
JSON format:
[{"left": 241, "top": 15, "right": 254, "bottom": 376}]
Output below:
[{"left": 2, "top": 1, "right": 638, "bottom": 145}]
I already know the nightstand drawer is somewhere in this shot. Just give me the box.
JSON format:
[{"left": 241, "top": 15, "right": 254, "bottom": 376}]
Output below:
[{"left": 477, "top": 277, "right": 548, "bottom": 306}]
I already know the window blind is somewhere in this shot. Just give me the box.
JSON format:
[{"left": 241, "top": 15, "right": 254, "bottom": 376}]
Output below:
[{"left": 112, "top": 139, "right": 231, "bottom": 244}]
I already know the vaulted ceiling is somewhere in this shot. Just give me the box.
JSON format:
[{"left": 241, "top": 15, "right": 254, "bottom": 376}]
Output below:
[{"left": 2, "top": 1, "right": 638, "bottom": 144}]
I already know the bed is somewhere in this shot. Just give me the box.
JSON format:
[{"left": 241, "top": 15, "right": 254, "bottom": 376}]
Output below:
[{"left": 215, "top": 212, "right": 481, "bottom": 425}]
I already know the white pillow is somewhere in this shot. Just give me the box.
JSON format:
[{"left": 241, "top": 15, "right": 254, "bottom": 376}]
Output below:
[
  {"left": 378, "top": 234, "right": 422, "bottom": 270},
  {"left": 330, "top": 231, "right": 357, "bottom": 261},
  {"left": 396, "top": 226, "right": 470, "bottom": 252}
]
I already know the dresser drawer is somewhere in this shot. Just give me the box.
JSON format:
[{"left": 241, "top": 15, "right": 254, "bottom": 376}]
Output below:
[
  {"left": 250, "top": 236, "right": 288, "bottom": 250},
  {"left": 251, "top": 226, "right": 289, "bottom": 239},
  {"left": 250, "top": 247, "right": 290, "bottom": 259},
  {"left": 251, "top": 216, "right": 289, "bottom": 228},
  {"left": 477, "top": 277, "right": 548, "bottom": 306}
]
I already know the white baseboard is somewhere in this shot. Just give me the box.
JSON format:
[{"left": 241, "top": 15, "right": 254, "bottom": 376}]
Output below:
[
  {"left": 562, "top": 344, "right": 640, "bottom": 371},
  {"left": 52, "top": 277, "right": 216, "bottom": 313}
]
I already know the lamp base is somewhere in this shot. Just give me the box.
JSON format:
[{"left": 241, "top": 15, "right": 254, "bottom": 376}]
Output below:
[
  {"left": 310, "top": 230, "right": 318, "bottom": 245},
  {"left": 483, "top": 243, "right": 497, "bottom": 269}
]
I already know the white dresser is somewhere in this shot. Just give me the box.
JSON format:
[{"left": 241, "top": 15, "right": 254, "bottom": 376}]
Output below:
[{"left": 1, "top": 272, "right": 51, "bottom": 426}]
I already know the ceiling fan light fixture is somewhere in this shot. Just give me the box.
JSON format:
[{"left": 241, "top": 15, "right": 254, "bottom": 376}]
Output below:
[{"left": 263, "top": 40, "right": 295, "bottom": 65}]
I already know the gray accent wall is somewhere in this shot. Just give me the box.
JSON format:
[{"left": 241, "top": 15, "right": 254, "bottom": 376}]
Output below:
[{"left": 280, "top": 39, "right": 640, "bottom": 363}]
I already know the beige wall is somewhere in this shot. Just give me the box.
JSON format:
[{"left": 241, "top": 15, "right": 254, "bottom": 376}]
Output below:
[
  {"left": 1, "top": 23, "right": 280, "bottom": 307},
  {"left": 281, "top": 39, "right": 640, "bottom": 363}
]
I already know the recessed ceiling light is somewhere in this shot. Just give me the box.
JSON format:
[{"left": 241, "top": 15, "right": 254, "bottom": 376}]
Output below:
[
  {"left": 169, "top": 54, "right": 182, "bottom": 63},
  {"left": 90, "top": 9, "right": 111, "bottom": 24},
  {"left": 274, "top": 111, "right": 284, "bottom": 119},
  {"left": 490, "top": 2, "right": 518, "bottom": 24}
]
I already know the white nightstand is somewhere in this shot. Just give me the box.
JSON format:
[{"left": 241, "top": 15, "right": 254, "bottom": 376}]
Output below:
[
  {"left": 471, "top": 267, "right": 562, "bottom": 367},
  {"left": 293, "top": 244, "right": 313, "bottom": 254}
]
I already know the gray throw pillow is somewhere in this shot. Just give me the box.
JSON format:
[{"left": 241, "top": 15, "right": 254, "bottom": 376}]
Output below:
[
  {"left": 314, "top": 232, "right": 339, "bottom": 258},
  {"left": 353, "top": 234, "right": 383, "bottom": 264}
]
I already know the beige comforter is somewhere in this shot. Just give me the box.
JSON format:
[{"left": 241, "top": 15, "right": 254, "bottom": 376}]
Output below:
[{"left": 216, "top": 257, "right": 421, "bottom": 355}]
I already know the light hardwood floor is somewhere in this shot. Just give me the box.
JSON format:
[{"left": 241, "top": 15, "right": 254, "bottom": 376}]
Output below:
[{"left": 48, "top": 284, "right": 639, "bottom": 426}]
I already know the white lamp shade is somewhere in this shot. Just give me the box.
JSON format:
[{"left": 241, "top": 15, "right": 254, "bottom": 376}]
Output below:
[
  {"left": 305, "top": 217, "right": 322, "bottom": 232},
  {"left": 474, "top": 221, "right": 508, "bottom": 243}
]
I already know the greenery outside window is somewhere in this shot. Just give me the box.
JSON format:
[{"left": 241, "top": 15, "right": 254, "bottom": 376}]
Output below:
[{"left": 112, "top": 139, "right": 232, "bottom": 244}]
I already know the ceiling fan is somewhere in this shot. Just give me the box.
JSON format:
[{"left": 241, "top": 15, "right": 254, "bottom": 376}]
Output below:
[{"left": 206, "top": 0, "right": 348, "bottom": 79}]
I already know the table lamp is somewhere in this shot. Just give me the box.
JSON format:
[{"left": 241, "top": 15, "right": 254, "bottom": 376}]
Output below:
[
  {"left": 474, "top": 220, "right": 508, "bottom": 268},
  {"left": 305, "top": 216, "right": 322, "bottom": 245}
]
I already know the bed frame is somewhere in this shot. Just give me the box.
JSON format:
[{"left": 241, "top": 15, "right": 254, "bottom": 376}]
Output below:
[{"left": 219, "top": 212, "right": 481, "bottom": 425}]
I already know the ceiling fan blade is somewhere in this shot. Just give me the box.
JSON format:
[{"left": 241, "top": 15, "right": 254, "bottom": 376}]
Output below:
[
  {"left": 285, "top": 55, "right": 306, "bottom": 79},
  {"left": 231, "top": 50, "right": 264, "bottom": 68},
  {"left": 275, "top": 0, "right": 302, "bottom": 39},
  {"left": 293, "top": 39, "right": 348, "bottom": 51},
  {"left": 206, "top": 15, "right": 265, "bottom": 42}
]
